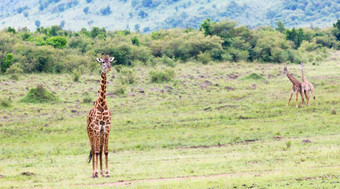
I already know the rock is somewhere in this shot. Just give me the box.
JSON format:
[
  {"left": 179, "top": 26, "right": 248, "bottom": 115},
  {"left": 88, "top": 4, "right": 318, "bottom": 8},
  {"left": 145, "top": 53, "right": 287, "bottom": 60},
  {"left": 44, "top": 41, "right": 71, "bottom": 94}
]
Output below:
[
  {"left": 71, "top": 110, "right": 77, "bottom": 113},
  {"left": 164, "top": 86, "right": 173, "bottom": 91},
  {"left": 227, "top": 74, "right": 238, "bottom": 80},
  {"left": 128, "top": 93, "right": 135, "bottom": 97},
  {"left": 138, "top": 88, "right": 145, "bottom": 93},
  {"left": 225, "top": 86, "right": 235, "bottom": 91},
  {"left": 200, "top": 80, "right": 213, "bottom": 89},
  {"left": 21, "top": 172, "right": 35, "bottom": 176},
  {"left": 302, "top": 139, "right": 311, "bottom": 143},
  {"left": 106, "top": 92, "right": 114, "bottom": 96},
  {"left": 149, "top": 87, "right": 161, "bottom": 92}
]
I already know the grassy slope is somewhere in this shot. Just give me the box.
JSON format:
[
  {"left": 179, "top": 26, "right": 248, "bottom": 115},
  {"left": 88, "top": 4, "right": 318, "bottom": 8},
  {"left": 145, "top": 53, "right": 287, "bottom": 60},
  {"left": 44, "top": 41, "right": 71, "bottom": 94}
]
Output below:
[{"left": 0, "top": 51, "right": 339, "bottom": 188}]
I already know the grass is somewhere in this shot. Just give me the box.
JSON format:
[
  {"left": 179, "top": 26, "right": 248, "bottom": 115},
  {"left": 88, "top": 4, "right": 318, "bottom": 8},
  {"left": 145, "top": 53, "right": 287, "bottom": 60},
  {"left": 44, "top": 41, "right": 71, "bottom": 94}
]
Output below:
[{"left": 0, "top": 51, "right": 339, "bottom": 188}]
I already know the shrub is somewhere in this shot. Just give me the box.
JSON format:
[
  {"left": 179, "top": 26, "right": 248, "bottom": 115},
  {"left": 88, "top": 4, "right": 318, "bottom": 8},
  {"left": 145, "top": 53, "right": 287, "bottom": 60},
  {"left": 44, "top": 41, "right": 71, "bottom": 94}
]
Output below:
[
  {"left": 46, "top": 36, "right": 68, "bottom": 49},
  {"left": 161, "top": 55, "right": 177, "bottom": 67},
  {"left": 119, "top": 68, "right": 136, "bottom": 84},
  {"left": 83, "top": 96, "right": 93, "bottom": 103},
  {"left": 113, "top": 81, "right": 126, "bottom": 95},
  {"left": 241, "top": 73, "right": 265, "bottom": 81},
  {"left": 197, "top": 52, "right": 211, "bottom": 64},
  {"left": 149, "top": 68, "right": 175, "bottom": 83},
  {"left": 6, "top": 63, "right": 24, "bottom": 74},
  {"left": 1, "top": 53, "right": 14, "bottom": 73},
  {"left": 21, "top": 86, "right": 59, "bottom": 103},
  {"left": 71, "top": 69, "right": 81, "bottom": 82},
  {"left": 0, "top": 97, "right": 12, "bottom": 108}
]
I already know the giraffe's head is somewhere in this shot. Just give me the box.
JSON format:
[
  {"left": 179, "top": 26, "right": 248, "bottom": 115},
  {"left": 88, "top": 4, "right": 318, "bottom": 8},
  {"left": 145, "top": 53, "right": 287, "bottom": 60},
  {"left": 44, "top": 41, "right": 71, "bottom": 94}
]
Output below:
[
  {"left": 283, "top": 66, "right": 289, "bottom": 75},
  {"left": 96, "top": 53, "right": 114, "bottom": 73},
  {"left": 300, "top": 62, "right": 304, "bottom": 68}
]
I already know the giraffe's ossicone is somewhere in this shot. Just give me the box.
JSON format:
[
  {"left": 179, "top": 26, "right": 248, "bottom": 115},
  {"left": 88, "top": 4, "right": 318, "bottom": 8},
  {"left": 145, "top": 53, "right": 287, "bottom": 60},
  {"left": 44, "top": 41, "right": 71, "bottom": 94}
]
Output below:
[{"left": 87, "top": 53, "right": 114, "bottom": 178}]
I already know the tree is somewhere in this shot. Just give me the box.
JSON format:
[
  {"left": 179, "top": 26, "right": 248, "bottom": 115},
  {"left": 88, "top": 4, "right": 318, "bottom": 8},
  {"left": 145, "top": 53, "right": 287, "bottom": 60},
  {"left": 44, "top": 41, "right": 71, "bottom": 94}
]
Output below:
[
  {"left": 1, "top": 53, "right": 14, "bottom": 73},
  {"left": 46, "top": 36, "right": 68, "bottom": 49},
  {"left": 100, "top": 5, "right": 111, "bottom": 15},
  {"left": 285, "top": 28, "right": 305, "bottom": 48},
  {"left": 35, "top": 20, "right": 41, "bottom": 28},
  {"left": 199, "top": 18, "right": 211, "bottom": 36},
  {"left": 276, "top": 21, "right": 285, "bottom": 33},
  {"left": 131, "top": 36, "right": 140, "bottom": 46},
  {"left": 333, "top": 19, "right": 340, "bottom": 40},
  {"left": 50, "top": 25, "right": 62, "bottom": 36},
  {"left": 83, "top": 6, "right": 89, "bottom": 14}
]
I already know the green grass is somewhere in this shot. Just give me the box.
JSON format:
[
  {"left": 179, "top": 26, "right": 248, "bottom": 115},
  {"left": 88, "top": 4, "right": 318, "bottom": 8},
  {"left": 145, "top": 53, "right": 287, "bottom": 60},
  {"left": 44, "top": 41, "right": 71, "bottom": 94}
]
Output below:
[{"left": 0, "top": 51, "right": 339, "bottom": 188}]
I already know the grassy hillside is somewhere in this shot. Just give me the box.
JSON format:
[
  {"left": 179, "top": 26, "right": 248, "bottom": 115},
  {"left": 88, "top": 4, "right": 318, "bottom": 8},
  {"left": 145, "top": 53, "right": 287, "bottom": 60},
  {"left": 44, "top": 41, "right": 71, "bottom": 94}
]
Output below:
[
  {"left": 0, "top": 0, "right": 339, "bottom": 32},
  {"left": 0, "top": 50, "right": 339, "bottom": 188}
]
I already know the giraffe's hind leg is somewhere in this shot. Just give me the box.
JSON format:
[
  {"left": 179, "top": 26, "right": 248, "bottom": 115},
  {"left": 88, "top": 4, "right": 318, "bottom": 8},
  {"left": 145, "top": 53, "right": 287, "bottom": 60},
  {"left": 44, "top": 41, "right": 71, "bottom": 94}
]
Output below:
[
  {"left": 104, "top": 125, "right": 111, "bottom": 177},
  {"left": 295, "top": 90, "right": 299, "bottom": 108},
  {"left": 304, "top": 89, "right": 310, "bottom": 106},
  {"left": 99, "top": 131, "right": 104, "bottom": 177},
  {"left": 299, "top": 90, "right": 304, "bottom": 107},
  {"left": 310, "top": 84, "right": 316, "bottom": 105}
]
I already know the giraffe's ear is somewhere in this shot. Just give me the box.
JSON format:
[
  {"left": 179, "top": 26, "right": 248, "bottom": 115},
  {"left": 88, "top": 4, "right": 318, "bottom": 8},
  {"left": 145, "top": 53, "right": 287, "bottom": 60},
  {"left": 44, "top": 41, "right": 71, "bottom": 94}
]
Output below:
[
  {"left": 96, "top": 58, "right": 103, "bottom": 63},
  {"left": 109, "top": 57, "right": 115, "bottom": 62}
]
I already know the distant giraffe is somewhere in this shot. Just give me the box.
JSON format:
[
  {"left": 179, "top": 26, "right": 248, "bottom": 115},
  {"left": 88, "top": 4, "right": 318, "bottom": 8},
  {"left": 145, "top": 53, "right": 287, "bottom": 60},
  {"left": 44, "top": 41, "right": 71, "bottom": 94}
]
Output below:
[
  {"left": 284, "top": 66, "right": 304, "bottom": 108},
  {"left": 300, "top": 62, "right": 316, "bottom": 106},
  {"left": 87, "top": 53, "right": 114, "bottom": 178}
]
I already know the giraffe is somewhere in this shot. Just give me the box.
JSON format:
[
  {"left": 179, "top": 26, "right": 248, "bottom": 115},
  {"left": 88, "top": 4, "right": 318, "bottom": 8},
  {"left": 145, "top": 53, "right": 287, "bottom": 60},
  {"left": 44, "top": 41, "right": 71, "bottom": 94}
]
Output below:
[
  {"left": 300, "top": 62, "right": 316, "bottom": 106},
  {"left": 87, "top": 53, "right": 114, "bottom": 178},
  {"left": 284, "top": 66, "right": 304, "bottom": 108}
]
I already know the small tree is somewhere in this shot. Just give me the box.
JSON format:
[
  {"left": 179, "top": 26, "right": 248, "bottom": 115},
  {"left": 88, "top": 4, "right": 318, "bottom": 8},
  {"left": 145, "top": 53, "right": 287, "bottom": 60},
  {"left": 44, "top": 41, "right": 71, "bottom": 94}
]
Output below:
[
  {"left": 1, "top": 53, "right": 14, "bottom": 73},
  {"left": 131, "top": 36, "right": 140, "bottom": 46},
  {"left": 199, "top": 18, "right": 212, "bottom": 36},
  {"left": 276, "top": 21, "right": 285, "bottom": 33},
  {"left": 333, "top": 19, "right": 340, "bottom": 41},
  {"left": 46, "top": 36, "right": 68, "bottom": 49},
  {"left": 35, "top": 20, "right": 41, "bottom": 28}
]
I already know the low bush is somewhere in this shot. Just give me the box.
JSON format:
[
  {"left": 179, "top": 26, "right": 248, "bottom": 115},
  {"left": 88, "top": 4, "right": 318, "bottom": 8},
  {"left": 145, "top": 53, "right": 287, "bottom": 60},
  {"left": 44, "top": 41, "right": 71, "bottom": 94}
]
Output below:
[
  {"left": 149, "top": 68, "right": 175, "bottom": 83},
  {"left": 21, "top": 86, "right": 59, "bottom": 103},
  {"left": 0, "top": 97, "right": 12, "bottom": 108},
  {"left": 119, "top": 68, "right": 136, "bottom": 84}
]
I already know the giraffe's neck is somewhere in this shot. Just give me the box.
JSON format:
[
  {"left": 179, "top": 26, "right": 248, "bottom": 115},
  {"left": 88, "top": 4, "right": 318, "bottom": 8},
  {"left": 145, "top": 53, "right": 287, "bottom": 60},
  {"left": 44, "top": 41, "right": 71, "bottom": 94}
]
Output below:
[
  {"left": 95, "top": 71, "right": 107, "bottom": 111},
  {"left": 286, "top": 73, "right": 300, "bottom": 85},
  {"left": 301, "top": 67, "right": 307, "bottom": 82}
]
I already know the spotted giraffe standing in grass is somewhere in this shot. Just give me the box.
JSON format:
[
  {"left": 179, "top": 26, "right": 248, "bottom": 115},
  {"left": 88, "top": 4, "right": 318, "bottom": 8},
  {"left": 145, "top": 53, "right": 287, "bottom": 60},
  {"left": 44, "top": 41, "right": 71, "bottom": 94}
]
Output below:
[
  {"left": 300, "top": 62, "right": 316, "bottom": 106},
  {"left": 284, "top": 66, "right": 304, "bottom": 108},
  {"left": 87, "top": 53, "right": 114, "bottom": 178}
]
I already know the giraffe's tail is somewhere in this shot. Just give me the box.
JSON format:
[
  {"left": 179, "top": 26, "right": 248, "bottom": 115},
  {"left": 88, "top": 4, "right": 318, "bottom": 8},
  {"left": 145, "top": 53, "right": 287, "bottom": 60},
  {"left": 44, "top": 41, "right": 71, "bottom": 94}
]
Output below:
[{"left": 88, "top": 150, "right": 92, "bottom": 163}]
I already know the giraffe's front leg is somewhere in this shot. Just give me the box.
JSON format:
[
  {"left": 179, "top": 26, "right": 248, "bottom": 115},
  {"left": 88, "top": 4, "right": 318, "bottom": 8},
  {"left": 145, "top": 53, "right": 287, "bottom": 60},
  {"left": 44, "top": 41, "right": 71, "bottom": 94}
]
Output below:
[
  {"left": 93, "top": 129, "right": 100, "bottom": 178},
  {"left": 287, "top": 89, "right": 294, "bottom": 107},
  {"left": 295, "top": 90, "right": 299, "bottom": 108},
  {"left": 104, "top": 125, "right": 111, "bottom": 178}
]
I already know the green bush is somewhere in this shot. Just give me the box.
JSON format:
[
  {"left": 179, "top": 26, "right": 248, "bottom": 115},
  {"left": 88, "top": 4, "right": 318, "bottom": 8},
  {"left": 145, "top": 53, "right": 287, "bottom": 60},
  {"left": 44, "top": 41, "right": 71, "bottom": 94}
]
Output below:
[
  {"left": 5, "top": 63, "right": 23, "bottom": 74},
  {"left": 149, "top": 68, "right": 175, "bottom": 83},
  {"left": 113, "top": 81, "right": 126, "bottom": 95},
  {"left": 21, "top": 86, "right": 59, "bottom": 103},
  {"left": 119, "top": 68, "right": 136, "bottom": 84},
  {"left": 0, "top": 97, "right": 12, "bottom": 108},
  {"left": 161, "top": 55, "right": 177, "bottom": 67},
  {"left": 1, "top": 53, "right": 14, "bottom": 73},
  {"left": 71, "top": 69, "right": 81, "bottom": 82},
  {"left": 241, "top": 73, "right": 265, "bottom": 81},
  {"left": 46, "top": 36, "right": 68, "bottom": 49},
  {"left": 197, "top": 52, "right": 211, "bottom": 64}
]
